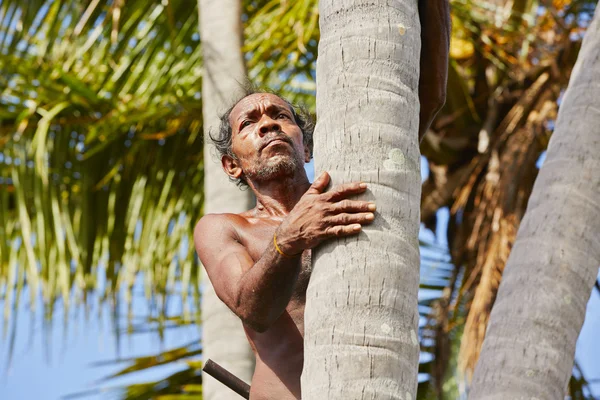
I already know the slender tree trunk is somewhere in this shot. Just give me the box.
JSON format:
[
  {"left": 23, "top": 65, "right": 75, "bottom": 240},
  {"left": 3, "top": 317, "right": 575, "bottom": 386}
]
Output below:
[
  {"left": 469, "top": 8, "right": 600, "bottom": 400},
  {"left": 301, "top": 1, "right": 422, "bottom": 398},
  {"left": 198, "top": 1, "right": 254, "bottom": 399}
]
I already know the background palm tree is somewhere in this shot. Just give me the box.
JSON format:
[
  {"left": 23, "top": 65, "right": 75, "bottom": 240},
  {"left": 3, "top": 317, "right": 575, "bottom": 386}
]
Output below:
[
  {"left": 418, "top": 2, "right": 598, "bottom": 397},
  {"left": 1, "top": 0, "right": 598, "bottom": 398},
  {"left": 469, "top": 5, "right": 600, "bottom": 398},
  {"left": 198, "top": 0, "right": 255, "bottom": 398}
]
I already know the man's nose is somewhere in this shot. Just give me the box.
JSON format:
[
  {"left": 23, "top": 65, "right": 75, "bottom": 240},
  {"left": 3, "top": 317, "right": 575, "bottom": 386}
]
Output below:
[{"left": 258, "top": 116, "right": 281, "bottom": 136}]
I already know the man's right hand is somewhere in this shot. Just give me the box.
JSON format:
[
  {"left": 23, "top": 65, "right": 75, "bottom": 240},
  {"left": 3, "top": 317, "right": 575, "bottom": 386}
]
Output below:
[{"left": 275, "top": 172, "right": 376, "bottom": 255}]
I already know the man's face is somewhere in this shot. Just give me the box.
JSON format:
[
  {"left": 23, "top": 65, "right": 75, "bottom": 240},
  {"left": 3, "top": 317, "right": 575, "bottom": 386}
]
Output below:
[{"left": 225, "top": 93, "right": 309, "bottom": 183}]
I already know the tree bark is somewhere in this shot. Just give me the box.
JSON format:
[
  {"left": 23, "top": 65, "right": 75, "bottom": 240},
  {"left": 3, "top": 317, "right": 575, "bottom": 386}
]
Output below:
[
  {"left": 198, "top": 1, "right": 254, "bottom": 399},
  {"left": 469, "top": 7, "right": 600, "bottom": 399},
  {"left": 301, "top": 1, "right": 422, "bottom": 398}
]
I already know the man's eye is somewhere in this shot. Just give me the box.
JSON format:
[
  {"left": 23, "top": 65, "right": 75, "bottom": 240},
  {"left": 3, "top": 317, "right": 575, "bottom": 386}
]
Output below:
[
  {"left": 241, "top": 121, "right": 252, "bottom": 129},
  {"left": 277, "top": 114, "right": 289, "bottom": 119}
]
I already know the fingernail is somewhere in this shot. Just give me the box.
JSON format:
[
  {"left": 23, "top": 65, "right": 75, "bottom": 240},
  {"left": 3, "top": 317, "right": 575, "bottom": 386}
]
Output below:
[
  {"left": 366, "top": 213, "right": 375, "bottom": 220},
  {"left": 368, "top": 203, "right": 376, "bottom": 211},
  {"left": 359, "top": 183, "right": 367, "bottom": 188},
  {"left": 353, "top": 224, "right": 362, "bottom": 230}
]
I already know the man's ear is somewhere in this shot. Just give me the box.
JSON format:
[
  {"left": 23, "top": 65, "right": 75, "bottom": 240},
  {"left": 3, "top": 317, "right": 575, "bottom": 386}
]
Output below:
[
  {"left": 304, "top": 145, "right": 311, "bottom": 163},
  {"left": 222, "top": 155, "right": 243, "bottom": 181}
]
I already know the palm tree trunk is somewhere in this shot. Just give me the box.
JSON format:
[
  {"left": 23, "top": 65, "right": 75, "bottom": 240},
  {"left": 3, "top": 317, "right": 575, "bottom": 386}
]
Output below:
[
  {"left": 198, "top": 1, "right": 254, "bottom": 399},
  {"left": 301, "top": 1, "right": 422, "bottom": 398},
  {"left": 469, "top": 7, "right": 600, "bottom": 399}
]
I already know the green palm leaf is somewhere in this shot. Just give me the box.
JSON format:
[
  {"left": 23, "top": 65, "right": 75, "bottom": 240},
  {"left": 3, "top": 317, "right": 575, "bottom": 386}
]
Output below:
[{"left": 0, "top": 0, "right": 205, "bottom": 346}]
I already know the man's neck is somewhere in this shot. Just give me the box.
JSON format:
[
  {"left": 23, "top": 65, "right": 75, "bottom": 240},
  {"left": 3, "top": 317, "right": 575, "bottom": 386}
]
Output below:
[{"left": 249, "top": 169, "right": 312, "bottom": 217}]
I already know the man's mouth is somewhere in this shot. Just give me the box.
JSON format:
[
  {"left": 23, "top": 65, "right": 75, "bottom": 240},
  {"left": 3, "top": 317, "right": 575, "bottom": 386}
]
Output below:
[{"left": 260, "top": 137, "right": 291, "bottom": 152}]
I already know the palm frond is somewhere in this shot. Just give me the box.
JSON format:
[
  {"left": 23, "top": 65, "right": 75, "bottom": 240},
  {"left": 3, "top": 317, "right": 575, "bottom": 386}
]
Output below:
[
  {"left": 0, "top": 0, "right": 204, "bottom": 346},
  {"left": 244, "top": 0, "right": 318, "bottom": 108}
]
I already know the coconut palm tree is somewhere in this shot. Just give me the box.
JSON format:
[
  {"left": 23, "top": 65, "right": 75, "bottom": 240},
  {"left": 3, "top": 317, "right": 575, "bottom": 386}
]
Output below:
[
  {"left": 417, "top": 2, "right": 598, "bottom": 396},
  {"left": 198, "top": 0, "right": 255, "bottom": 398},
  {"left": 300, "top": 1, "right": 424, "bottom": 398},
  {"left": 468, "top": 5, "right": 600, "bottom": 398}
]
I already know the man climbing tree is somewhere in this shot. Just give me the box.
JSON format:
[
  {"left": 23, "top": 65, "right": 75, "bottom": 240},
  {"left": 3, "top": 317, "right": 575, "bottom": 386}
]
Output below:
[{"left": 194, "top": 1, "right": 449, "bottom": 398}]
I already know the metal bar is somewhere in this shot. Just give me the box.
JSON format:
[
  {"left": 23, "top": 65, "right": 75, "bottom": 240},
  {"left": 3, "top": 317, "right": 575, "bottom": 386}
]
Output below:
[{"left": 202, "top": 358, "right": 251, "bottom": 399}]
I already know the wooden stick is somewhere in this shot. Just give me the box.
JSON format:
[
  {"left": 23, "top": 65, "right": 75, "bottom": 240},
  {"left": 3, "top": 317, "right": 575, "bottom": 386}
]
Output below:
[{"left": 202, "top": 359, "right": 251, "bottom": 399}]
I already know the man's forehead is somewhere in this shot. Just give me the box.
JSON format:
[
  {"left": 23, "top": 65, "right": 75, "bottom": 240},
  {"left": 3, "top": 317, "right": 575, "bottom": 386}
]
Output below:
[{"left": 230, "top": 93, "right": 291, "bottom": 121}]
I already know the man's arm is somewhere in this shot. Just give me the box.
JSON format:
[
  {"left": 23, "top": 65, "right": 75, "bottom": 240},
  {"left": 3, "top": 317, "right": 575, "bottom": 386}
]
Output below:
[
  {"left": 195, "top": 214, "right": 303, "bottom": 332},
  {"left": 418, "top": 0, "right": 451, "bottom": 141},
  {"left": 194, "top": 172, "right": 376, "bottom": 333}
]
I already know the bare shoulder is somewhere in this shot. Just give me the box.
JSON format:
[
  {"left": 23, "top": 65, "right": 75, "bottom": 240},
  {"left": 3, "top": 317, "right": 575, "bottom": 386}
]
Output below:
[
  {"left": 195, "top": 213, "right": 239, "bottom": 246},
  {"left": 193, "top": 213, "right": 252, "bottom": 259}
]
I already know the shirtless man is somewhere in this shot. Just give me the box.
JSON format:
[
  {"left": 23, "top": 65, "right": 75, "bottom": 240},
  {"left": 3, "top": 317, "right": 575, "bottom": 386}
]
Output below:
[{"left": 194, "top": 3, "right": 450, "bottom": 398}]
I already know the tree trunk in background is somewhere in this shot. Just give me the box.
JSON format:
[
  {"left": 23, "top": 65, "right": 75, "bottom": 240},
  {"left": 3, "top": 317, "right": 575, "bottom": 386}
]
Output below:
[
  {"left": 301, "top": 1, "right": 422, "bottom": 398},
  {"left": 469, "top": 7, "right": 600, "bottom": 400},
  {"left": 198, "top": 1, "right": 254, "bottom": 399}
]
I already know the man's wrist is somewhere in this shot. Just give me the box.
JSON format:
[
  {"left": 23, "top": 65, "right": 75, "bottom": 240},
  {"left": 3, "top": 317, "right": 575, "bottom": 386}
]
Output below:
[{"left": 273, "top": 230, "right": 301, "bottom": 257}]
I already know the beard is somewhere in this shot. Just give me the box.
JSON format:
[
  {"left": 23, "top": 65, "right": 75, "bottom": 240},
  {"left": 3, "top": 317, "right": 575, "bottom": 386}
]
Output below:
[
  {"left": 244, "top": 152, "right": 302, "bottom": 182},
  {"left": 242, "top": 134, "right": 305, "bottom": 183}
]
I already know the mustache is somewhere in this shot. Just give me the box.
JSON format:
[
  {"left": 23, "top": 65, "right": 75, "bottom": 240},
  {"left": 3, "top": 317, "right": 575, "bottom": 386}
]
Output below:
[{"left": 259, "top": 133, "right": 293, "bottom": 152}]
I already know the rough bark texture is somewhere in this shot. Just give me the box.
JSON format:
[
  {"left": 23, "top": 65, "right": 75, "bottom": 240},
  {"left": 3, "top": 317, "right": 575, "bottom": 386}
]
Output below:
[
  {"left": 301, "top": 1, "right": 422, "bottom": 399},
  {"left": 198, "top": 1, "right": 255, "bottom": 399},
  {"left": 469, "top": 8, "right": 600, "bottom": 400}
]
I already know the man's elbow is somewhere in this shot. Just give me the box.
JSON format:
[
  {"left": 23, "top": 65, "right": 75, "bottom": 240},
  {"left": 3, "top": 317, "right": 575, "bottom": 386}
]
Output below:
[
  {"left": 238, "top": 308, "right": 272, "bottom": 333},
  {"left": 419, "top": 92, "right": 446, "bottom": 140},
  {"left": 244, "top": 319, "right": 270, "bottom": 333},
  {"left": 420, "top": 78, "right": 447, "bottom": 116},
  {"left": 233, "top": 292, "right": 276, "bottom": 333},
  {"left": 428, "top": 86, "right": 447, "bottom": 115},
  {"left": 436, "top": 89, "right": 447, "bottom": 114},
  {"left": 424, "top": 90, "right": 446, "bottom": 121}
]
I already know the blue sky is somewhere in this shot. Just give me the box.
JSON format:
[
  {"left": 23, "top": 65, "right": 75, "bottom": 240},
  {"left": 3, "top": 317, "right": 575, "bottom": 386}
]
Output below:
[{"left": 0, "top": 292, "right": 199, "bottom": 400}]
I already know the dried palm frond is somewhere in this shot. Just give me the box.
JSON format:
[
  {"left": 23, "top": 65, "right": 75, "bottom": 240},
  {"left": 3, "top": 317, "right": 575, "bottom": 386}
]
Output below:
[
  {"left": 451, "top": 70, "right": 560, "bottom": 381},
  {"left": 417, "top": 1, "right": 598, "bottom": 396}
]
